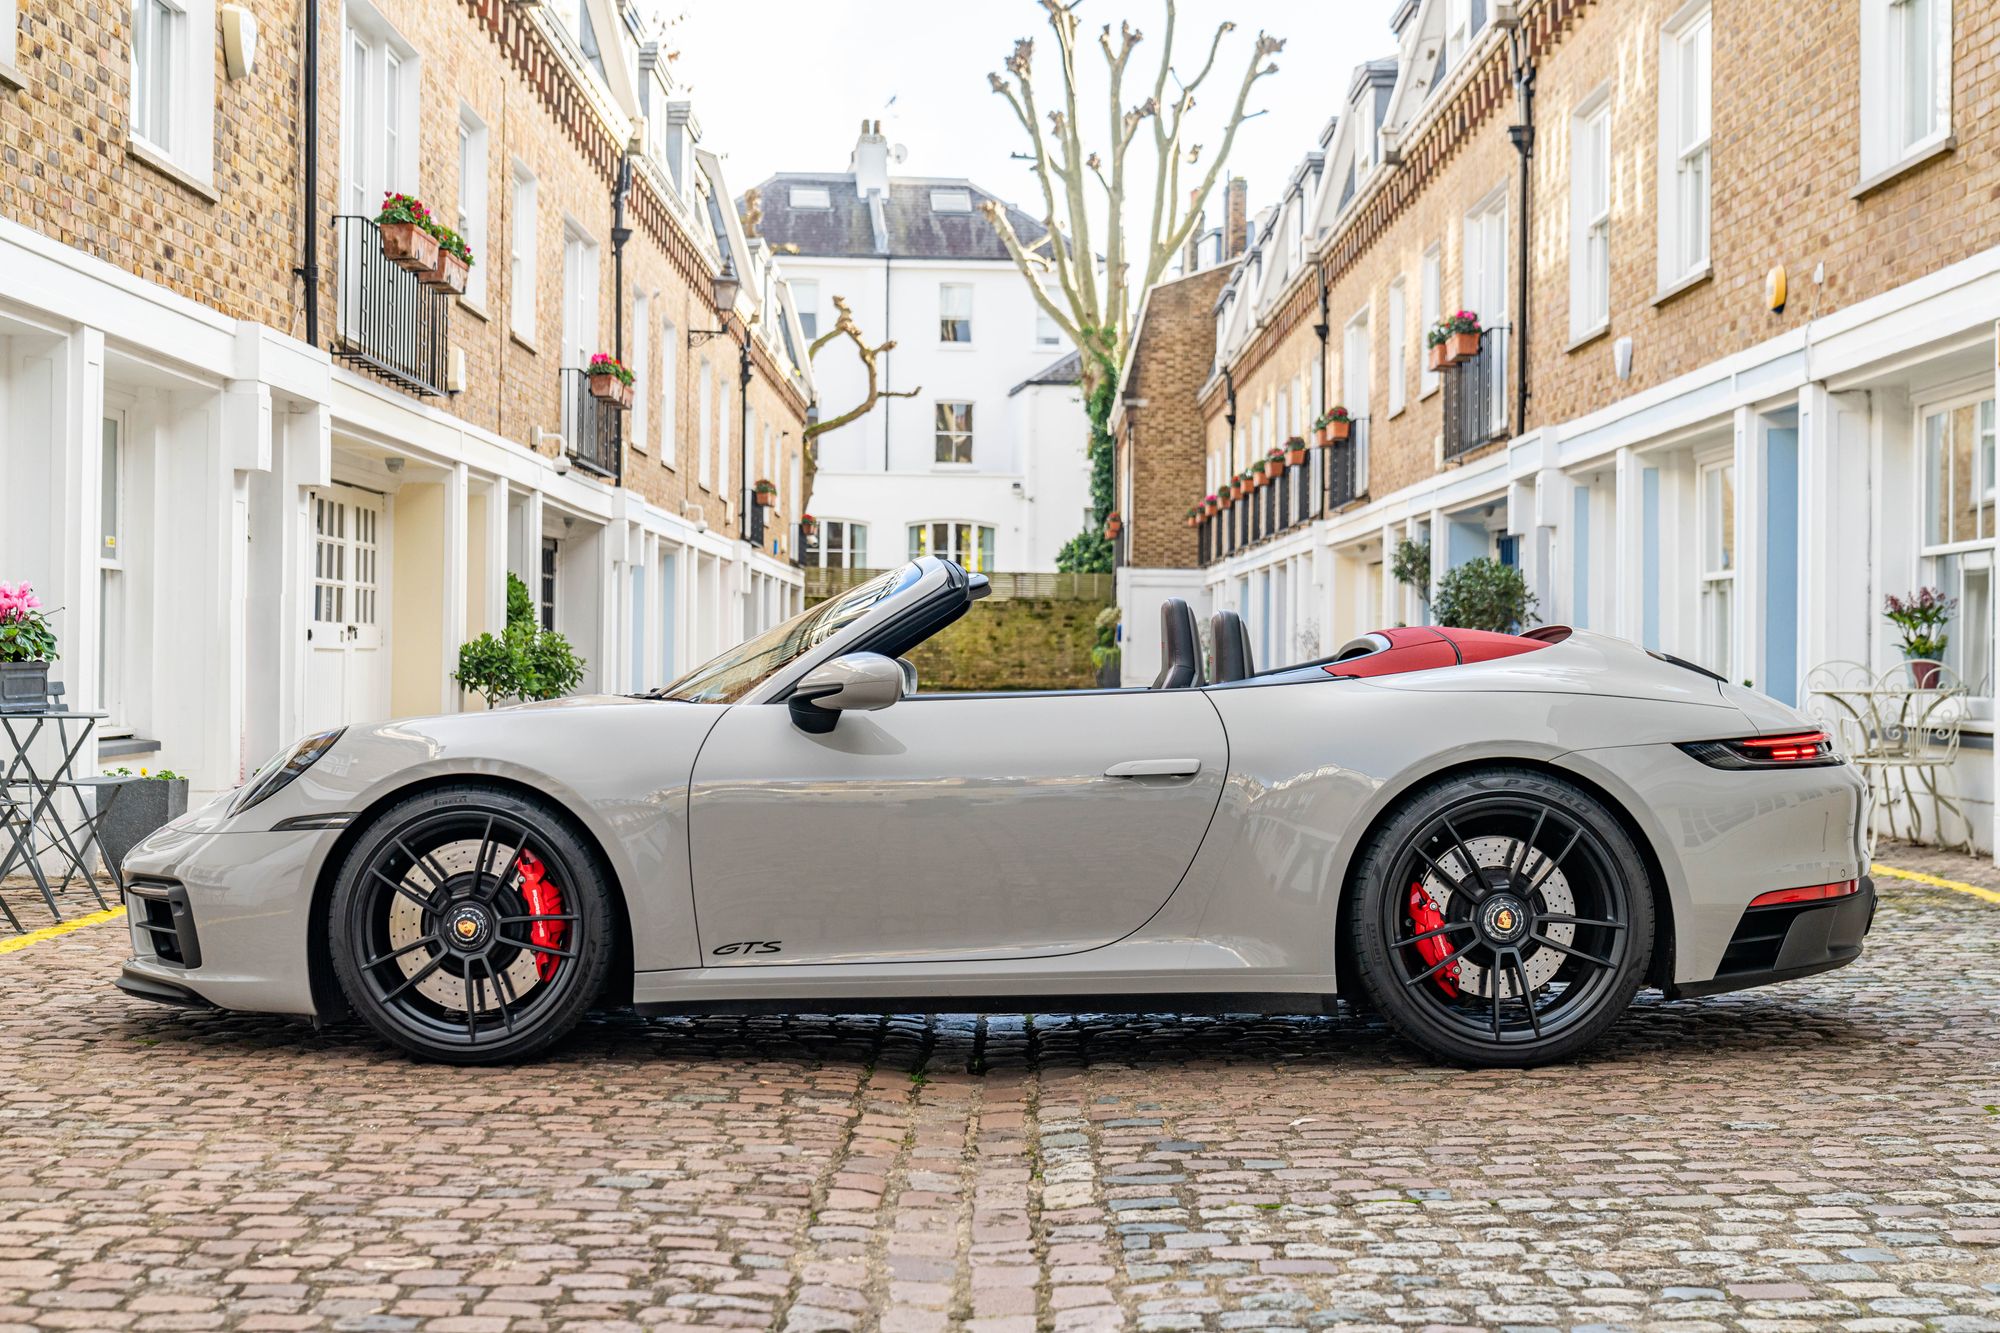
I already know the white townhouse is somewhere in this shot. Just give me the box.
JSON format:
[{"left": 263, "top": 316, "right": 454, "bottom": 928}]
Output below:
[{"left": 749, "top": 123, "right": 1093, "bottom": 575}]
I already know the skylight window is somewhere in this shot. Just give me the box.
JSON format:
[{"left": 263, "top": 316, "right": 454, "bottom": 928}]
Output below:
[
  {"left": 930, "top": 189, "right": 973, "bottom": 213},
  {"left": 789, "top": 185, "right": 832, "bottom": 209}
]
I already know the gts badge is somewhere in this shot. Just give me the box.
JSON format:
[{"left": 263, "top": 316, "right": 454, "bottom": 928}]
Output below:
[{"left": 712, "top": 940, "right": 783, "bottom": 957}]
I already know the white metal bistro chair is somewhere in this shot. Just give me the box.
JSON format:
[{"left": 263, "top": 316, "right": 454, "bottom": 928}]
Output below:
[{"left": 1806, "top": 661, "right": 1970, "bottom": 856}]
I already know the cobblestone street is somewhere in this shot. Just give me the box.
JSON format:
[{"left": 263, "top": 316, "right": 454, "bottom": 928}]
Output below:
[{"left": 0, "top": 853, "right": 1994, "bottom": 1331}]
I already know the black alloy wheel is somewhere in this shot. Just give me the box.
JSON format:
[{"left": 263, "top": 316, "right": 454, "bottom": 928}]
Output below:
[
  {"left": 329, "top": 785, "right": 614, "bottom": 1063},
  {"left": 1347, "top": 767, "right": 1654, "bottom": 1067}
]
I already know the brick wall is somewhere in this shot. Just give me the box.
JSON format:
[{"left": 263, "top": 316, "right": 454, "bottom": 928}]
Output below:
[{"left": 1121, "top": 266, "right": 1229, "bottom": 568}]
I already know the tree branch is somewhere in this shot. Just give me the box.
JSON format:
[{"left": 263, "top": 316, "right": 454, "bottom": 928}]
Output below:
[{"left": 803, "top": 295, "right": 920, "bottom": 443}]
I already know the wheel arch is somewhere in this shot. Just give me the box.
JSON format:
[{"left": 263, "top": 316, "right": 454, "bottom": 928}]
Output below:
[
  {"left": 1330, "top": 755, "right": 1676, "bottom": 1001},
  {"left": 304, "top": 772, "right": 636, "bottom": 1019}
]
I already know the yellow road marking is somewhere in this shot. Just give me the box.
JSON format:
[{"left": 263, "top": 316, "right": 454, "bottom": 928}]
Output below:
[
  {"left": 1872, "top": 863, "right": 2000, "bottom": 904},
  {"left": 0, "top": 905, "right": 126, "bottom": 954}
]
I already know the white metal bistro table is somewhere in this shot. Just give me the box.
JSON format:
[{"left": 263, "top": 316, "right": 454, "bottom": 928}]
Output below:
[{"left": 0, "top": 708, "right": 117, "bottom": 925}]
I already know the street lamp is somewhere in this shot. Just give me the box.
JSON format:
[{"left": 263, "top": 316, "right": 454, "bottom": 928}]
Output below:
[{"left": 709, "top": 265, "right": 741, "bottom": 318}]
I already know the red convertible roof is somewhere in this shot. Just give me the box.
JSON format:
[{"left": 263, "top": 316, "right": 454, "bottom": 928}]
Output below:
[{"left": 1323, "top": 626, "right": 1558, "bottom": 679}]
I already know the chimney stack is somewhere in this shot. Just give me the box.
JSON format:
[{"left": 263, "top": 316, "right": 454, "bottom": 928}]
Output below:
[
  {"left": 1224, "top": 177, "right": 1249, "bottom": 258},
  {"left": 850, "top": 118, "right": 890, "bottom": 196}
]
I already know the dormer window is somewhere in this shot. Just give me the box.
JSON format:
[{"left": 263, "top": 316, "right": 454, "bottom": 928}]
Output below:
[
  {"left": 1446, "top": 0, "right": 1486, "bottom": 66},
  {"left": 789, "top": 185, "right": 831, "bottom": 209},
  {"left": 1353, "top": 95, "right": 1376, "bottom": 173},
  {"left": 930, "top": 188, "right": 973, "bottom": 213}
]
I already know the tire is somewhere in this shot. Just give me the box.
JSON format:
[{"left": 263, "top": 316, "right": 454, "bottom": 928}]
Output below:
[
  {"left": 1346, "top": 767, "right": 1654, "bottom": 1067},
  {"left": 328, "top": 784, "right": 616, "bottom": 1064}
]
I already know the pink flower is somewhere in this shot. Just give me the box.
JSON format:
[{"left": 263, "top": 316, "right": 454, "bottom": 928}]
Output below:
[{"left": 0, "top": 581, "right": 42, "bottom": 625}]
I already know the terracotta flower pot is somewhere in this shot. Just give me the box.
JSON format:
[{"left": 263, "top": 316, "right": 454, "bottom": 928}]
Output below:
[
  {"left": 420, "top": 251, "right": 470, "bottom": 294},
  {"left": 1104, "top": 518, "right": 1122, "bottom": 540},
  {"left": 380, "top": 221, "right": 440, "bottom": 274},
  {"left": 589, "top": 371, "right": 628, "bottom": 406},
  {"left": 1286, "top": 447, "right": 1308, "bottom": 467},
  {"left": 1314, "top": 426, "right": 1329, "bottom": 446},
  {"left": 1264, "top": 459, "right": 1284, "bottom": 479},
  {"left": 754, "top": 490, "right": 775, "bottom": 508},
  {"left": 1329, "top": 419, "right": 1352, "bottom": 442},
  {"left": 1447, "top": 329, "right": 1481, "bottom": 362},
  {"left": 1428, "top": 343, "right": 1449, "bottom": 372}
]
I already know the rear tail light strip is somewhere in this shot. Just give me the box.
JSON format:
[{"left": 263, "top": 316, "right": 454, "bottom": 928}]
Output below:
[
  {"left": 1678, "top": 731, "right": 1840, "bottom": 769},
  {"left": 1748, "top": 879, "right": 1859, "bottom": 909}
]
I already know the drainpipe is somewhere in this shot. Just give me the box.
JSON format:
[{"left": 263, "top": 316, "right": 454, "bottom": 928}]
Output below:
[
  {"left": 610, "top": 152, "right": 633, "bottom": 487},
  {"left": 296, "top": 0, "right": 320, "bottom": 348},
  {"left": 1312, "top": 263, "right": 1331, "bottom": 412},
  {"left": 738, "top": 331, "right": 752, "bottom": 543},
  {"left": 1508, "top": 32, "right": 1536, "bottom": 435}
]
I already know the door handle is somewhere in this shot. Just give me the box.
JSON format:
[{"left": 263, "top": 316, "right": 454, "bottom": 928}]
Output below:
[{"left": 1104, "top": 758, "right": 1201, "bottom": 778}]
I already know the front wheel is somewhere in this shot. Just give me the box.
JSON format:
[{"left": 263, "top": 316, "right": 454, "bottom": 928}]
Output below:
[
  {"left": 328, "top": 786, "right": 616, "bottom": 1063},
  {"left": 1346, "top": 768, "right": 1654, "bottom": 1067}
]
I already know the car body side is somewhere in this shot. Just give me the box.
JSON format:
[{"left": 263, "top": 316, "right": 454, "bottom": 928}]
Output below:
[{"left": 119, "top": 625, "right": 1869, "bottom": 1020}]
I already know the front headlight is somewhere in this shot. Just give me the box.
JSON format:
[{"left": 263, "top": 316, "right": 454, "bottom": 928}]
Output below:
[{"left": 231, "top": 728, "right": 344, "bottom": 816}]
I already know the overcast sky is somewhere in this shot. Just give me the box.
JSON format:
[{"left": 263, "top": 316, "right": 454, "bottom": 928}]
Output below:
[{"left": 672, "top": 0, "right": 1403, "bottom": 230}]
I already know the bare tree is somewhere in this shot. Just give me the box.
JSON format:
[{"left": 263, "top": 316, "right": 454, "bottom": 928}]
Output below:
[
  {"left": 798, "top": 295, "right": 921, "bottom": 500},
  {"left": 984, "top": 0, "right": 1283, "bottom": 393}
]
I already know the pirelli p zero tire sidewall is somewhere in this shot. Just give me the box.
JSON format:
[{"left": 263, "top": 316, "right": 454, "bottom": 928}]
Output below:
[{"left": 1346, "top": 766, "right": 1655, "bottom": 1068}]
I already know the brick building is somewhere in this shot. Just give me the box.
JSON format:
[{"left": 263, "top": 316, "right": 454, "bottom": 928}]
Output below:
[
  {"left": 1124, "top": 0, "right": 2000, "bottom": 852},
  {"left": 0, "top": 0, "right": 815, "bottom": 797}
]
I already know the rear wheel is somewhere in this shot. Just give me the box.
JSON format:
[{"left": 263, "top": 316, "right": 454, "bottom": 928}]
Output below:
[
  {"left": 329, "top": 786, "right": 615, "bottom": 1063},
  {"left": 1347, "top": 768, "right": 1653, "bottom": 1067}
]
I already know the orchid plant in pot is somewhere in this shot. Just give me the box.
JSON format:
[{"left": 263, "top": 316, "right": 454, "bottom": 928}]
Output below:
[
  {"left": 1884, "top": 587, "right": 1956, "bottom": 687},
  {"left": 0, "top": 582, "right": 58, "bottom": 713}
]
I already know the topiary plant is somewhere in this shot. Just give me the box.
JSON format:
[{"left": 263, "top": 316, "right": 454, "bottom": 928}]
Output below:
[
  {"left": 1433, "top": 557, "right": 1538, "bottom": 634},
  {"left": 454, "top": 572, "right": 588, "bottom": 706},
  {"left": 1390, "top": 539, "right": 1431, "bottom": 606}
]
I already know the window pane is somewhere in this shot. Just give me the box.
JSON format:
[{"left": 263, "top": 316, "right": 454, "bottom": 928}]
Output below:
[
  {"left": 1703, "top": 464, "right": 1734, "bottom": 572},
  {"left": 100, "top": 417, "right": 120, "bottom": 557}
]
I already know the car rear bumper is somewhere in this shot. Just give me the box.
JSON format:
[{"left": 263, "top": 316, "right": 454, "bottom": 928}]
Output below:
[{"left": 1663, "top": 875, "right": 1875, "bottom": 1000}]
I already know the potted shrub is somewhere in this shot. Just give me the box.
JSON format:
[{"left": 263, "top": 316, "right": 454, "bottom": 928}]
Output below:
[
  {"left": 376, "top": 192, "right": 442, "bottom": 273},
  {"left": 1285, "top": 436, "right": 1309, "bottom": 467},
  {"left": 420, "top": 226, "right": 474, "bottom": 295},
  {"left": 587, "top": 354, "right": 634, "bottom": 409},
  {"left": 1884, "top": 587, "right": 1955, "bottom": 687},
  {"left": 97, "top": 768, "right": 190, "bottom": 876},
  {"left": 0, "top": 581, "right": 57, "bottom": 713},
  {"left": 454, "top": 573, "right": 589, "bottom": 707},
  {"left": 1440, "top": 310, "right": 1482, "bottom": 364},
  {"left": 1323, "top": 406, "right": 1353, "bottom": 442},
  {"left": 1433, "top": 557, "right": 1539, "bottom": 633},
  {"left": 1103, "top": 511, "right": 1122, "bottom": 540},
  {"left": 754, "top": 480, "right": 778, "bottom": 508}
]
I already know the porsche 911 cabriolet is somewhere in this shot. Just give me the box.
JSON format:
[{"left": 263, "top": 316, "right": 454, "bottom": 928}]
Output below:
[{"left": 116, "top": 556, "right": 1874, "bottom": 1067}]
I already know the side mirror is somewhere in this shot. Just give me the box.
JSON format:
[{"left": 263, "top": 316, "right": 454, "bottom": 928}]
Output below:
[{"left": 789, "top": 653, "right": 904, "bottom": 733}]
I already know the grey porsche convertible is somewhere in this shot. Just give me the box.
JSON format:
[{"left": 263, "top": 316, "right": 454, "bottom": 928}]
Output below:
[{"left": 117, "top": 556, "right": 1874, "bottom": 1066}]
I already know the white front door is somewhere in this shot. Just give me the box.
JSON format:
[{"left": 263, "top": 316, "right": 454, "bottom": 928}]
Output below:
[{"left": 306, "top": 485, "right": 390, "bottom": 731}]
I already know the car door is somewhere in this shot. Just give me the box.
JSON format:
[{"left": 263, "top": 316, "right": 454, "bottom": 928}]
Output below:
[{"left": 687, "top": 689, "right": 1229, "bottom": 965}]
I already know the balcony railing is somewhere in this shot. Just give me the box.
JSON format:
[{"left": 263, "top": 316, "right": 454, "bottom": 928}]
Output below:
[
  {"left": 560, "top": 368, "right": 623, "bottom": 481},
  {"left": 332, "top": 216, "right": 450, "bottom": 397},
  {"left": 1197, "top": 443, "right": 1336, "bottom": 566},
  {"left": 1441, "top": 326, "right": 1507, "bottom": 462},
  {"left": 1326, "top": 419, "right": 1368, "bottom": 510}
]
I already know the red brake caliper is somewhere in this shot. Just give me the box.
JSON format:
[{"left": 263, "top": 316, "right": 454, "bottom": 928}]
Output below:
[
  {"left": 1407, "top": 882, "right": 1461, "bottom": 998},
  {"left": 515, "top": 853, "right": 567, "bottom": 983}
]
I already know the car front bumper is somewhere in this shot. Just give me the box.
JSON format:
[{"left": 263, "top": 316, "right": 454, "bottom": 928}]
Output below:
[
  {"left": 114, "top": 823, "right": 330, "bottom": 1017},
  {"left": 1664, "top": 875, "right": 1876, "bottom": 999}
]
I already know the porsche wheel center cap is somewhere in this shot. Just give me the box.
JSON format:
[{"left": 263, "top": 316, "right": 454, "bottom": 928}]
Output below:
[
  {"left": 1479, "top": 895, "right": 1530, "bottom": 945},
  {"left": 444, "top": 904, "right": 491, "bottom": 952}
]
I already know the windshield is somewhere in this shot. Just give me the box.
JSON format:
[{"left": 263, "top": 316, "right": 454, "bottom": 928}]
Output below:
[{"left": 652, "top": 565, "right": 921, "bottom": 704}]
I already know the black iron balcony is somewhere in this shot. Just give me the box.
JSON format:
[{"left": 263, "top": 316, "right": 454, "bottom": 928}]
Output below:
[
  {"left": 1441, "top": 327, "right": 1507, "bottom": 462},
  {"left": 331, "top": 215, "right": 450, "bottom": 397},
  {"left": 1326, "top": 420, "right": 1367, "bottom": 509},
  {"left": 560, "top": 368, "right": 623, "bottom": 481}
]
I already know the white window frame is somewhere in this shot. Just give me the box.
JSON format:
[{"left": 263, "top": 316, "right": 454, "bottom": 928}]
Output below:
[
  {"left": 1696, "top": 454, "right": 1736, "bottom": 681},
  {"left": 934, "top": 400, "right": 975, "bottom": 465},
  {"left": 630, "top": 291, "right": 650, "bottom": 453},
  {"left": 456, "top": 106, "right": 490, "bottom": 307},
  {"left": 509, "top": 163, "right": 538, "bottom": 343},
  {"left": 1657, "top": 1, "right": 1712, "bottom": 292},
  {"left": 98, "top": 408, "right": 129, "bottom": 728},
  {"left": 1916, "top": 392, "right": 1998, "bottom": 706},
  {"left": 1034, "top": 308, "right": 1062, "bottom": 350},
  {"left": 1386, "top": 277, "right": 1407, "bottom": 417},
  {"left": 907, "top": 520, "right": 995, "bottom": 572},
  {"left": 131, "top": 0, "right": 215, "bottom": 184},
  {"left": 1569, "top": 89, "right": 1611, "bottom": 342},
  {"left": 340, "top": 2, "right": 416, "bottom": 218},
  {"left": 1463, "top": 189, "right": 1509, "bottom": 425},
  {"left": 697, "top": 355, "right": 713, "bottom": 489},
  {"left": 930, "top": 189, "right": 973, "bottom": 213},
  {"left": 791, "top": 279, "right": 819, "bottom": 340},
  {"left": 815, "top": 520, "right": 869, "bottom": 570},
  {"left": 1419, "top": 244, "right": 1442, "bottom": 398},
  {"left": 789, "top": 185, "right": 831, "bottom": 209},
  {"left": 939, "top": 283, "right": 974, "bottom": 345},
  {"left": 1860, "top": 0, "right": 1953, "bottom": 183},
  {"left": 0, "top": 0, "right": 20, "bottom": 82},
  {"left": 559, "top": 223, "right": 599, "bottom": 371},
  {"left": 659, "top": 313, "right": 678, "bottom": 468}
]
